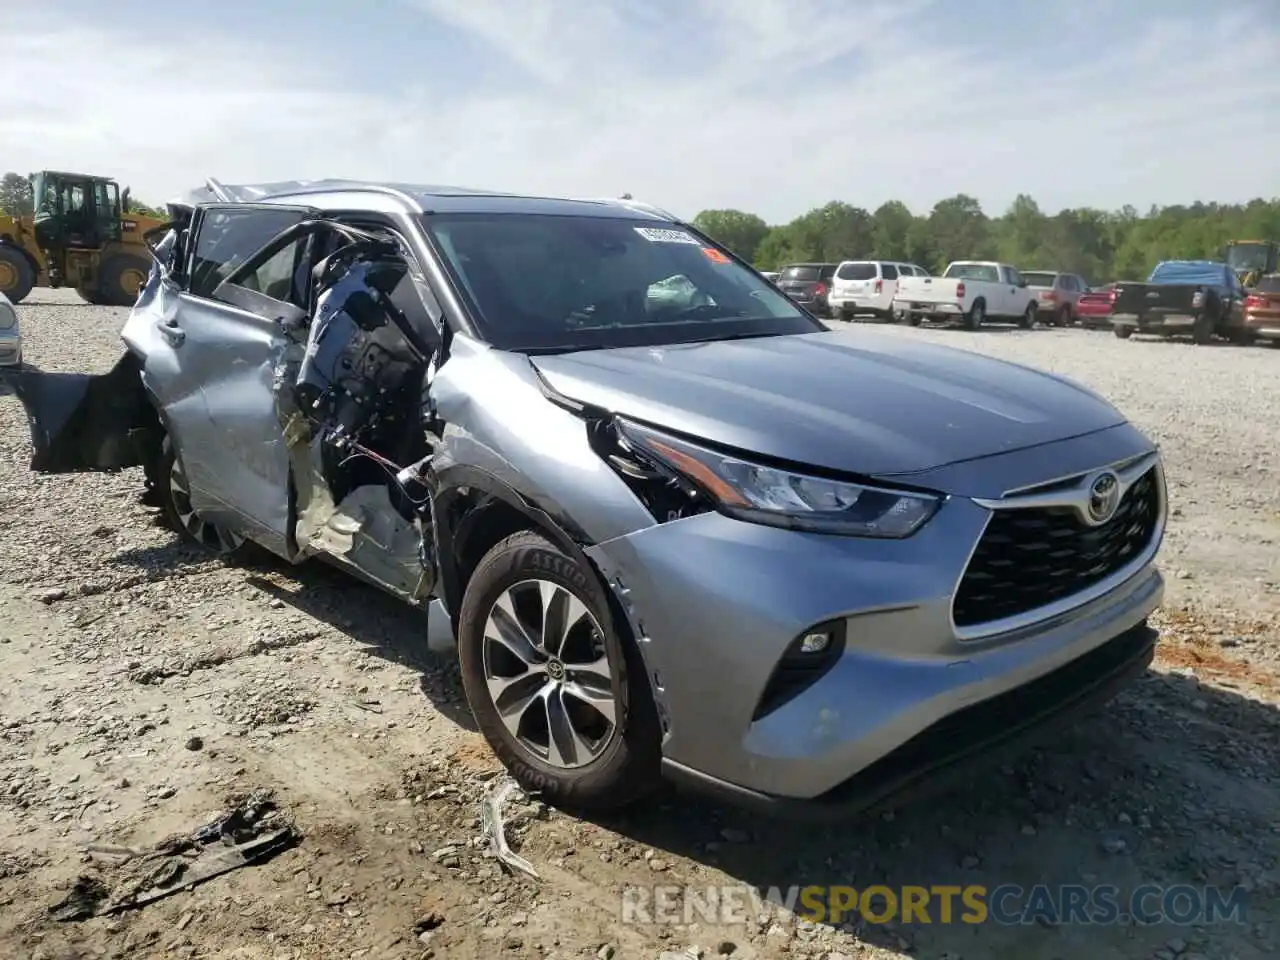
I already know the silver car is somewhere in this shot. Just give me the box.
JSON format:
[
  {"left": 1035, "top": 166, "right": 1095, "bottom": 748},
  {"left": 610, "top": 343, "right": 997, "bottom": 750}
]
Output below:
[
  {"left": 7, "top": 180, "right": 1166, "bottom": 817},
  {"left": 0, "top": 290, "right": 20, "bottom": 370}
]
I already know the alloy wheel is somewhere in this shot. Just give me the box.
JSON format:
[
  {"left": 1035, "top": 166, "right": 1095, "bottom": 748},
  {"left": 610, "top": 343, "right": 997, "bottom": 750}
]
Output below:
[
  {"left": 481, "top": 578, "right": 618, "bottom": 769},
  {"left": 168, "top": 453, "right": 244, "bottom": 555}
]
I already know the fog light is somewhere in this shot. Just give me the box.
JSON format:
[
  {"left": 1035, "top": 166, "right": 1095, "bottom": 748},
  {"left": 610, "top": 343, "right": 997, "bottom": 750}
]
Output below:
[{"left": 798, "top": 631, "right": 831, "bottom": 654}]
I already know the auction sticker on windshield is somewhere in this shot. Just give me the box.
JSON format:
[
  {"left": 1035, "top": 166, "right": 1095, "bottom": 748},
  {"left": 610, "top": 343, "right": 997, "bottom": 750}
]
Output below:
[{"left": 635, "top": 227, "right": 701, "bottom": 244}]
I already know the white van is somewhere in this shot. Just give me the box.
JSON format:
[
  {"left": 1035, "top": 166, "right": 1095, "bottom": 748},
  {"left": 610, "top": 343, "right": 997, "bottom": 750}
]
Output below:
[{"left": 828, "top": 260, "right": 930, "bottom": 321}]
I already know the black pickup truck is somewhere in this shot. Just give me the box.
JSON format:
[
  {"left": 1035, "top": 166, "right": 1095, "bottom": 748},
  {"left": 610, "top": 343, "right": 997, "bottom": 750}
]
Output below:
[{"left": 1111, "top": 260, "right": 1248, "bottom": 345}]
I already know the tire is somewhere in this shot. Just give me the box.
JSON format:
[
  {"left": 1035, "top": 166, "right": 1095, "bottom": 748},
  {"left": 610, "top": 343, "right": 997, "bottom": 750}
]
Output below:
[
  {"left": 963, "top": 299, "right": 986, "bottom": 331},
  {"left": 1056, "top": 306, "right": 1072, "bottom": 327},
  {"left": 157, "top": 434, "right": 248, "bottom": 558},
  {"left": 1191, "top": 314, "right": 1213, "bottom": 345},
  {"left": 97, "top": 253, "right": 150, "bottom": 307},
  {"left": 838, "top": 306, "right": 853, "bottom": 323},
  {"left": 1019, "top": 302, "right": 1037, "bottom": 329},
  {"left": 0, "top": 245, "right": 35, "bottom": 304},
  {"left": 1113, "top": 325, "right": 1133, "bottom": 339},
  {"left": 1232, "top": 326, "right": 1255, "bottom": 347},
  {"left": 457, "top": 531, "right": 662, "bottom": 811}
]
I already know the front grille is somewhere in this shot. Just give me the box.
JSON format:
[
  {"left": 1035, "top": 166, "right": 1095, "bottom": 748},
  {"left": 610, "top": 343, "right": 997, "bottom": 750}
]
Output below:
[{"left": 953, "top": 467, "right": 1160, "bottom": 629}]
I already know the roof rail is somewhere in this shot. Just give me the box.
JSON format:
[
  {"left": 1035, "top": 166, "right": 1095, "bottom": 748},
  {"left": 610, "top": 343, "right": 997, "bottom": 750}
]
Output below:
[{"left": 579, "top": 195, "right": 681, "bottom": 221}]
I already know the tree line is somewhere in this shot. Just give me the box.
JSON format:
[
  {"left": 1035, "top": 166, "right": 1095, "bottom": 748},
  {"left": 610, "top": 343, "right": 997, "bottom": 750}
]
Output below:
[
  {"left": 692, "top": 195, "right": 1280, "bottom": 284},
  {"left": 0, "top": 171, "right": 165, "bottom": 219}
]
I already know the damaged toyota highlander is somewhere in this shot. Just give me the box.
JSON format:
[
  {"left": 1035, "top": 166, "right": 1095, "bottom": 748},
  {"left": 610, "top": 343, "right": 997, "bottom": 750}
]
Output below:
[{"left": 7, "top": 180, "right": 1166, "bottom": 818}]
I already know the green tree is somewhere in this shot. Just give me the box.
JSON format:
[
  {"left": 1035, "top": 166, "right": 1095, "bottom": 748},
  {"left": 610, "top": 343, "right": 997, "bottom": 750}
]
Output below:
[
  {"left": 691, "top": 209, "right": 770, "bottom": 264},
  {"left": 0, "top": 172, "right": 33, "bottom": 216},
  {"left": 694, "top": 193, "right": 1280, "bottom": 284}
]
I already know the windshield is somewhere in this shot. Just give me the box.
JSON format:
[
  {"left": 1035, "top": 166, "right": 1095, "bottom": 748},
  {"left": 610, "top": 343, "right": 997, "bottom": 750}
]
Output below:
[
  {"left": 944, "top": 262, "right": 1000, "bottom": 283},
  {"left": 1225, "top": 243, "right": 1273, "bottom": 272},
  {"left": 423, "top": 213, "right": 821, "bottom": 352},
  {"left": 1021, "top": 272, "right": 1058, "bottom": 287}
]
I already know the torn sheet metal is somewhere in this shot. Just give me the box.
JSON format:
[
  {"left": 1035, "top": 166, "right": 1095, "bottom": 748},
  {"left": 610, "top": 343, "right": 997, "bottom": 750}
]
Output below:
[
  {"left": 10, "top": 352, "right": 157, "bottom": 473},
  {"left": 301, "top": 482, "right": 432, "bottom": 599},
  {"left": 50, "top": 790, "right": 299, "bottom": 920}
]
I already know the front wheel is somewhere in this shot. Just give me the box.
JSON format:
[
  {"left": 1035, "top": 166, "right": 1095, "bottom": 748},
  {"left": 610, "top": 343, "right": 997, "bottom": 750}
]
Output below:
[
  {"left": 97, "top": 253, "right": 150, "bottom": 307},
  {"left": 157, "top": 435, "right": 247, "bottom": 557},
  {"left": 1019, "top": 302, "right": 1037, "bottom": 329},
  {"left": 0, "top": 246, "right": 35, "bottom": 304},
  {"left": 457, "top": 531, "right": 662, "bottom": 811}
]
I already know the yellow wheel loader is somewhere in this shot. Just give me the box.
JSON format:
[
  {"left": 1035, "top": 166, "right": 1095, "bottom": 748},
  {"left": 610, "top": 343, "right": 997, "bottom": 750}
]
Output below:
[
  {"left": 0, "top": 171, "right": 163, "bottom": 306},
  {"left": 1224, "top": 239, "right": 1279, "bottom": 290}
]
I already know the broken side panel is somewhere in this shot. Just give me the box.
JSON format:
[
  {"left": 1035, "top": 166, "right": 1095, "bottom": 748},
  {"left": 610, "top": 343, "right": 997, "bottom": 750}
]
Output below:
[{"left": 283, "top": 243, "right": 436, "bottom": 601}]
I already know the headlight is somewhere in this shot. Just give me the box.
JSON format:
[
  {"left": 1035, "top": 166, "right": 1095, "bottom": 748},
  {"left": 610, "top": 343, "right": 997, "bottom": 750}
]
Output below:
[
  {"left": 617, "top": 420, "right": 940, "bottom": 538},
  {"left": 0, "top": 304, "right": 15, "bottom": 330}
]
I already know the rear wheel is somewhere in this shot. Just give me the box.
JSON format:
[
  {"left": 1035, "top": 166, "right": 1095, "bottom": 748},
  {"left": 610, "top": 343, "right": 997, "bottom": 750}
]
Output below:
[
  {"left": 1191, "top": 314, "right": 1213, "bottom": 345},
  {"left": 97, "top": 253, "right": 150, "bottom": 307},
  {"left": 1056, "top": 306, "right": 1072, "bottom": 327},
  {"left": 157, "top": 435, "right": 247, "bottom": 557},
  {"left": 0, "top": 246, "right": 35, "bottom": 304},
  {"left": 963, "top": 300, "right": 986, "bottom": 331},
  {"left": 1232, "top": 326, "right": 1255, "bottom": 347},
  {"left": 1113, "top": 325, "right": 1133, "bottom": 339},
  {"left": 457, "top": 531, "right": 662, "bottom": 811}
]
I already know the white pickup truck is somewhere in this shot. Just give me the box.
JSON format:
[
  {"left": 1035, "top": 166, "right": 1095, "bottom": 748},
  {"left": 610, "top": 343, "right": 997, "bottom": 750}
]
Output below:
[{"left": 893, "top": 261, "right": 1039, "bottom": 330}]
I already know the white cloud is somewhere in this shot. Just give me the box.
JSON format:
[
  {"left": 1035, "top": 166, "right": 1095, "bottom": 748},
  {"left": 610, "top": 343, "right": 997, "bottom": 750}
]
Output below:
[{"left": 2, "top": 1, "right": 1278, "bottom": 222}]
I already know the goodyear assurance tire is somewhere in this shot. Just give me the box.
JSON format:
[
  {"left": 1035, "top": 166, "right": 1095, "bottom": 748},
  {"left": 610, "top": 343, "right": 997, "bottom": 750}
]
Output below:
[
  {"left": 157, "top": 435, "right": 247, "bottom": 558},
  {"left": 0, "top": 246, "right": 35, "bottom": 304},
  {"left": 98, "top": 253, "right": 150, "bottom": 307},
  {"left": 457, "top": 531, "right": 662, "bottom": 811}
]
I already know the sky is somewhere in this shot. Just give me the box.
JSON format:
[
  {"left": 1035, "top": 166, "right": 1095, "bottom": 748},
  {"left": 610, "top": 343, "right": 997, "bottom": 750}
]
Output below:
[{"left": 4, "top": 0, "right": 1279, "bottom": 224}]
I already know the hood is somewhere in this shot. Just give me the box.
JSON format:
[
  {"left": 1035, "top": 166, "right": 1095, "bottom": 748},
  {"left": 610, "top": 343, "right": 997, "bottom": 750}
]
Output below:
[{"left": 530, "top": 329, "right": 1126, "bottom": 477}]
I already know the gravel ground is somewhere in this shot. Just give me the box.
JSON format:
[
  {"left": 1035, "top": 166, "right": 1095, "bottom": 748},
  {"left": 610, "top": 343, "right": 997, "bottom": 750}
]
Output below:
[{"left": 0, "top": 291, "right": 1277, "bottom": 960}]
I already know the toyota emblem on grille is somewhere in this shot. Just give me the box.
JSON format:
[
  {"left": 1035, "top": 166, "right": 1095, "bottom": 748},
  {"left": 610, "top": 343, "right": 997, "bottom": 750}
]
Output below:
[{"left": 1086, "top": 471, "right": 1121, "bottom": 525}]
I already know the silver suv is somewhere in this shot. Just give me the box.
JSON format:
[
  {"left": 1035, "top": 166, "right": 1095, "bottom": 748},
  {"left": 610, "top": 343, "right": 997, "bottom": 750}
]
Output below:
[{"left": 9, "top": 180, "right": 1166, "bottom": 817}]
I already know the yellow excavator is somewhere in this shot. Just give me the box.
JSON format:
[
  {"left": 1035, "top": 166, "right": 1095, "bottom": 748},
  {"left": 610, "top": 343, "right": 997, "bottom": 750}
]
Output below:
[
  {"left": 0, "top": 170, "right": 163, "bottom": 305},
  {"left": 1224, "top": 239, "right": 1279, "bottom": 289}
]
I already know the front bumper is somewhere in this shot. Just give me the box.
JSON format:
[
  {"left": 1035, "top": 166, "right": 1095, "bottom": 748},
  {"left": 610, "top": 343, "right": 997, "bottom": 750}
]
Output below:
[
  {"left": 586, "top": 436, "right": 1164, "bottom": 815},
  {"left": 0, "top": 331, "right": 20, "bottom": 367}
]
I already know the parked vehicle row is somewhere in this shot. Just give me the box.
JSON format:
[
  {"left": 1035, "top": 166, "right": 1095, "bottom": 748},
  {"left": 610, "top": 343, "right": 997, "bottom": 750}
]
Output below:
[
  {"left": 4, "top": 179, "right": 1167, "bottom": 819},
  {"left": 766, "top": 254, "right": 1280, "bottom": 346},
  {"left": 772, "top": 259, "right": 1119, "bottom": 330}
]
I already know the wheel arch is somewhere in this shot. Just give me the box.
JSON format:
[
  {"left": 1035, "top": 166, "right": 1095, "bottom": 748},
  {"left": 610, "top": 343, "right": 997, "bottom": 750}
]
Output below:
[{"left": 429, "top": 464, "right": 601, "bottom": 637}]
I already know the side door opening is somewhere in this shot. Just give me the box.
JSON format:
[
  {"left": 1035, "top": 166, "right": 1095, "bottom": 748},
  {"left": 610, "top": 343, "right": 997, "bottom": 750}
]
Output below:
[{"left": 227, "top": 219, "right": 441, "bottom": 601}]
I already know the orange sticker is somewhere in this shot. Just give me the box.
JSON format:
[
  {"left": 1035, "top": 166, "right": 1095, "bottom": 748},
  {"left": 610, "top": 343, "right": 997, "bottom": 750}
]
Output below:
[{"left": 702, "top": 247, "right": 730, "bottom": 264}]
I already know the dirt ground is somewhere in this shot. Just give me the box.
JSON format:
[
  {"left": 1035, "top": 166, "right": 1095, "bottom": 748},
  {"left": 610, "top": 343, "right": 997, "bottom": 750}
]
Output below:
[{"left": 1, "top": 292, "right": 1277, "bottom": 960}]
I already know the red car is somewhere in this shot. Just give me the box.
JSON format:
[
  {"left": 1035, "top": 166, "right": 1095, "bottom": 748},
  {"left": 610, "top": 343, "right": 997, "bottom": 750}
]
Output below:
[{"left": 1076, "top": 283, "right": 1117, "bottom": 328}]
